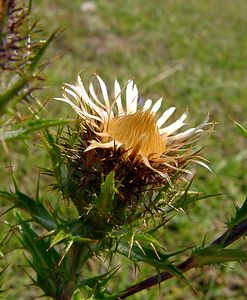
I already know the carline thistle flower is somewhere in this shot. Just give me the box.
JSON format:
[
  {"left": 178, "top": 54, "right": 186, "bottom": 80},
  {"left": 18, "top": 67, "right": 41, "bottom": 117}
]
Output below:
[
  {"left": 56, "top": 75, "right": 211, "bottom": 230},
  {"left": 57, "top": 75, "right": 210, "bottom": 176}
]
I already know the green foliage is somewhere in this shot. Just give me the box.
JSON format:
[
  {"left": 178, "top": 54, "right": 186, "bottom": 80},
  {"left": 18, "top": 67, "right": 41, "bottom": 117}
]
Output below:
[
  {"left": 0, "top": 178, "right": 57, "bottom": 231},
  {"left": 0, "top": 118, "right": 73, "bottom": 141},
  {"left": 1, "top": 189, "right": 56, "bottom": 231},
  {"left": 16, "top": 213, "right": 60, "bottom": 298},
  {"left": 96, "top": 171, "right": 116, "bottom": 219},
  {"left": 116, "top": 241, "right": 186, "bottom": 280},
  {"left": 79, "top": 267, "right": 121, "bottom": 300},
  {"left": 192, "top": 246, "right": 247, "bottom": 267},
  {"left": 49, "top": 229, "right": 93, "bottom": 249},
  {"left": 43, "top": 128, "right": 69, "bottom": 189}
]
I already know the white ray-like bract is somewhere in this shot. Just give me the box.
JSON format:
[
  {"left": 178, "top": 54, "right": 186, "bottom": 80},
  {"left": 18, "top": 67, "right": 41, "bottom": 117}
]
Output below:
[{"left": 56, "top": 75, "right": 210, "bottom": 179}]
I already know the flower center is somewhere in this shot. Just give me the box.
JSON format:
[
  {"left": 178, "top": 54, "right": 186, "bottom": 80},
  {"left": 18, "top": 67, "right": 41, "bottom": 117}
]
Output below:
[{"left": 107, "top": 110, "right": 166, "bottom": 157}]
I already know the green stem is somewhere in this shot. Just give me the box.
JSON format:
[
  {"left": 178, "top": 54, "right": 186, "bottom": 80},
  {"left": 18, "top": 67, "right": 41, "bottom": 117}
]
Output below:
[{"left": 57, "top": 242, "right": 93, "bottom": 300}]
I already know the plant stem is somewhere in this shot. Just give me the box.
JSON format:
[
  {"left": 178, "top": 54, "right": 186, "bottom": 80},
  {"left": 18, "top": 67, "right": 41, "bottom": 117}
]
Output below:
[
  {"left": 212, "top": 219, "right": 247, "bottom": 247},
  {"left": 118, "top": 257, "right": 195, "bottom": 299},
  {"left": 60, "top": 242, "right": 92, "bottom": 299}
]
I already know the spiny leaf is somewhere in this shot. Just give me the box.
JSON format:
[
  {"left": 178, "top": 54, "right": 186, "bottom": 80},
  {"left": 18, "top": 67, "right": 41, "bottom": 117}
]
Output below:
[
  {"left": 79, "top": 266, "right": 121, "bottom": 300},
  {"left": 117, "top": 240, "right": 187, "bottom": 276},
  {"left": 117, "top": 241, "right": 168, "bottom": 263},
  {"left": 50, "top": 229, "right": 71, "bottom": 248},
  {"left": 58, "top": 240, "right": 73, "bottom": 266},
  {"left": 121, "top": 232, "right": 163, "bottom": 250},
  {"left": 35, "top": 173, "right": 41, "bottom": 201},
  {"left": 192, "top": 245, "right": 247, "bottom": 266},
  {"left": 29, "top": 32, "right": 57, "bottom": 73},
  {"left": 0, "top": 190, "right": 56, "bottom": 231},
  {"left": 152, "top": 171, "right": 182, "bottom": 205},
  {"left": 117, "top": 241, "right": 189, "bottom": 287},
  {"left": 80, "top": 265, "right": 121, "bottom": 289},
  {"left": 16, "top": 214, "right": 60, "bottom": 297},
  {"left": 43, "top": 128, "right": 67, "bottom": 187},
  {"left": 49, "top": 228, "right": 94, "bottom": 249},
  {"left": 96, "top": 171, "right": 116, "bottom": 218},
  {"left": 172, "top": 192, "right": 222, "bottom": 212},
  {"left": 229, "top": 197, "right": 247, "bottom": 227},
  {"left": 167, "top": 178, "right": 194, "bottom": 211}
]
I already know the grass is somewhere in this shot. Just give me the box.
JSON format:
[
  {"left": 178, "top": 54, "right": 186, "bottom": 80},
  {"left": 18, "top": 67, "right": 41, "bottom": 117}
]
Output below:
[{"left": 1, "top": 0, "right": 247, "bottom": 299}]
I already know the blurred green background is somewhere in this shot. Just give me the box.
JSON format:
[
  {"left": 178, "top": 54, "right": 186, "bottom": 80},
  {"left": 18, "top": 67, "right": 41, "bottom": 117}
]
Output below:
[{"left": 1, "top": 0, "right": 247, "bottom": 299}]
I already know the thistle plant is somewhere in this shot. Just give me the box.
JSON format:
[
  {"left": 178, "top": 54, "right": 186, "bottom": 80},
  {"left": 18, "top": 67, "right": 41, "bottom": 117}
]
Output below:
[
  {"left": 1, "top": 72, "right": 246, "bottom": 299},
  {"left": 0, "top": 1, "right": 246, "bottom": 299},
  {"left": 55, "top": 75, "right": 210, "bottom": 234}
]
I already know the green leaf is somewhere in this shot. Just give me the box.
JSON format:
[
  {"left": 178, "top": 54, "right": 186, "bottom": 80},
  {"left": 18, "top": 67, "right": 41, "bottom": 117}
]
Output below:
[
  {"left": 116, "top": 241, "right": 188, "bottom": 282},
  {"left": 235, "top": 121, "right": 247, "bottom": 138},
  {"left": 0, "top": 76, "right": 27, "bottom": 114},
  {"left": 81, "top": 266, "right": 120, "bottom": 289},
  {"left": 43, "top": 128, "right": 68, "bottom": 187},
  {"left": 49, "top": 228, "right": 94, "bottom": 249},
  {"left": 192, "top": 245, "right": 247, "bottom": 266},
  {"left": 0, "top": 118, "right": 73, "bottom": 141},
  {"left": 229, "top": 197, "right": 247, "bottom": 227},
  {"left": 17, "top": 214, "right": 60, "bottom": 298},
  {"left": 117, "top": 241, "right": 178, "bottom": 265},
  {"left": 121, "top": 232, "right": 164, "bottom": 251},
  {"left": 96, "top": 171, "right": 116, "bottom": 218},
  {"left": 152, "top": 171, "right": 182, "bottom": 205},
  {"left": 29, "top": 32, "right": 56, "bottom": 73},
  {"left": 79, "top": 266, "right": 121, "bottom": 300},
  {"left": 50, "top": 229, "right": 71, "bottom": 248},
  {"left": 0, "top": 190, "right": 56, "bottom": 231},
  {"left": 173, "top": 192, "right": 222, "bottom": 212}
]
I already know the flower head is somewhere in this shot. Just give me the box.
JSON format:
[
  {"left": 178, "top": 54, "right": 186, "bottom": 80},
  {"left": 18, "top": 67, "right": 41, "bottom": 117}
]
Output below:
[
  {"left": 55, "top": 75, "right": 212, "bottom": 229},
  {"left": 57, "top": 75, "right": 210, "bottom": 183}
]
